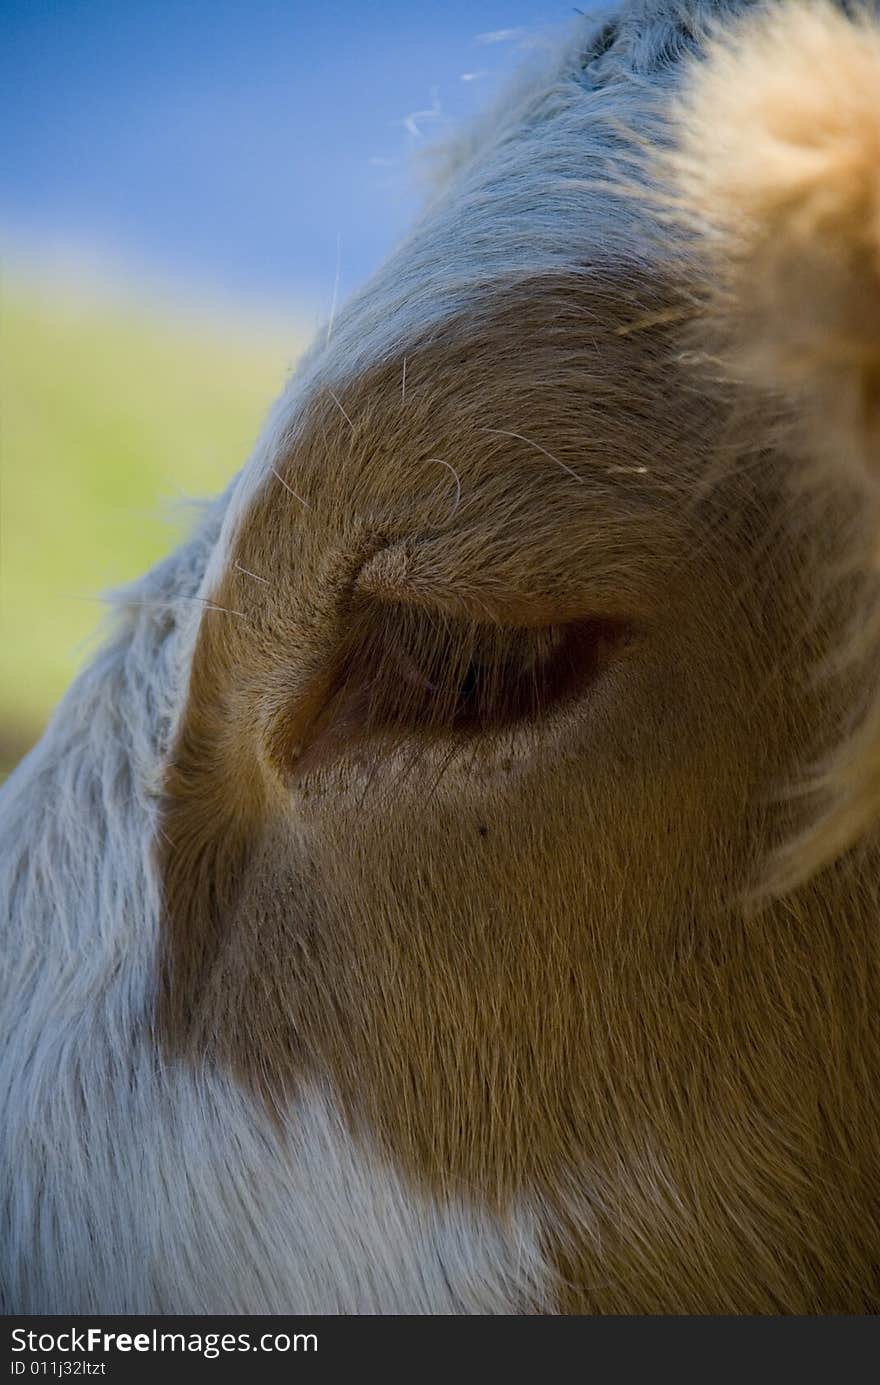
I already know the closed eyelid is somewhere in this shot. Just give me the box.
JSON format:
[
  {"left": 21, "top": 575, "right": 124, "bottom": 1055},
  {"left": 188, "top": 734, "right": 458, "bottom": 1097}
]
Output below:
[
  {"left": 275, "top": 598, "right": 633, "bottom": 782},
  {"left": 355, "top": 533, "right": 657, "bottom": 628}
]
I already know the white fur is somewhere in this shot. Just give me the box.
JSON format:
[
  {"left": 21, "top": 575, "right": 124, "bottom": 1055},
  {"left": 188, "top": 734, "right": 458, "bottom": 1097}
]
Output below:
[
  {"left": 0, "top": 1, "right": 783, "bottom": 1314},
  {"left": 0, "top": 502, "right": 551, "bottom": 1313}
]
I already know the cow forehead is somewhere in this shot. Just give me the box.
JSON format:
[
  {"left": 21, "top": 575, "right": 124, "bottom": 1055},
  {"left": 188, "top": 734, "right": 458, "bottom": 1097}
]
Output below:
[
  {"left": 206, "top": 0, "right": 857, "bottom": 594},
  {"left": 198, "top": 4, "right": 708, "bottom": 594}
]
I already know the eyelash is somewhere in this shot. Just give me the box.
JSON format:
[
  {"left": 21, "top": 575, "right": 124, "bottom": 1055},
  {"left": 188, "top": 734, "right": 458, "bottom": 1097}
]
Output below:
[{"left": 299, "top": 607, "right": 627, "bottom": 758}]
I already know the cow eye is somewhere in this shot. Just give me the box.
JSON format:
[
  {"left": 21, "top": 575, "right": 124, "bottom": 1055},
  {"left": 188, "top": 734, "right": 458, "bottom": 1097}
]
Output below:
[
  {"left": 379, "top": 617, "right": 611, "bottom": 732},
  {"left": 293, "top": 607, "right": 628, "bottom": 766}
]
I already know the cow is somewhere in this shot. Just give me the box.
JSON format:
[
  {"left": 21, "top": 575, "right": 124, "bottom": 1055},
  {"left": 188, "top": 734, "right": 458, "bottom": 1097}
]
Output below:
[{"left": 2, "top": 0, "right": 878, "bottom": 1313}]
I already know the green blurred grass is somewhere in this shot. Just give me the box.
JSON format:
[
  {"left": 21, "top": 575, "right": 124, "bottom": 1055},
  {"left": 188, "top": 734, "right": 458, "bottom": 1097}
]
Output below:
[{"left": 1, "top": 273, "right": 303, "bottom": 771}]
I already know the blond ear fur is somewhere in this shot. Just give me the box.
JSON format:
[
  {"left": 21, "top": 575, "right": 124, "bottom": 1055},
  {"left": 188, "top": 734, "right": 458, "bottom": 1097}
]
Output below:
[{"left": 664, "top": 0, "right": 880, "bottom": 886}]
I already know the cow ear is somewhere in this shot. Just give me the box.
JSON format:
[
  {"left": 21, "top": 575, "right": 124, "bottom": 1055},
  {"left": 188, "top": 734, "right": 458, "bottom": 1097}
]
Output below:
[
  {"left": 665, "top": 0, "right": 880, "bottom": 479},
  {"left": 663, "top": 0, "right": 880, "bottom": 886}
]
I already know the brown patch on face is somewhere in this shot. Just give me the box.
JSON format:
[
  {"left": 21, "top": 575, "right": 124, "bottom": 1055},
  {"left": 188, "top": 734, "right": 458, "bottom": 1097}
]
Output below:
[{"left": 157, "top": 271, "right": 880, "bottom": 1311}]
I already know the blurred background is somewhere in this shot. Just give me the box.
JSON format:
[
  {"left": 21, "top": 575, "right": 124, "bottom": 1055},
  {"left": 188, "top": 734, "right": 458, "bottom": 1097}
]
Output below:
[{"left": 1, "top": 0, "right": 585, "bottom": 773}]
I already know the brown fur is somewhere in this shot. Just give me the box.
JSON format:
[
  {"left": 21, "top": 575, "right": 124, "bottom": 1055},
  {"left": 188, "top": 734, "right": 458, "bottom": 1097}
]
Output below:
[
  {"left": 661, "top": 0, "right": 880, "bottom": 888},
  {"left": 158, "top": 260, "right": 880, "bottom": 1311}
]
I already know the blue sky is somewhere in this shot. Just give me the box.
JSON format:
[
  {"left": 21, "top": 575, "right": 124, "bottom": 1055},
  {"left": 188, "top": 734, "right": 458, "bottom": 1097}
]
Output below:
[{"left": 2, "top": 1, "right": 598, "bottom": 317}]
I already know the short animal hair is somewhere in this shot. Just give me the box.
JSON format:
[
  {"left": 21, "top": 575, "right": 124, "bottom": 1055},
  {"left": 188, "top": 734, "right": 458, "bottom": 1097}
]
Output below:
[{"left": 2, "top": 0, "right": 879, "bottom": 1313}]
